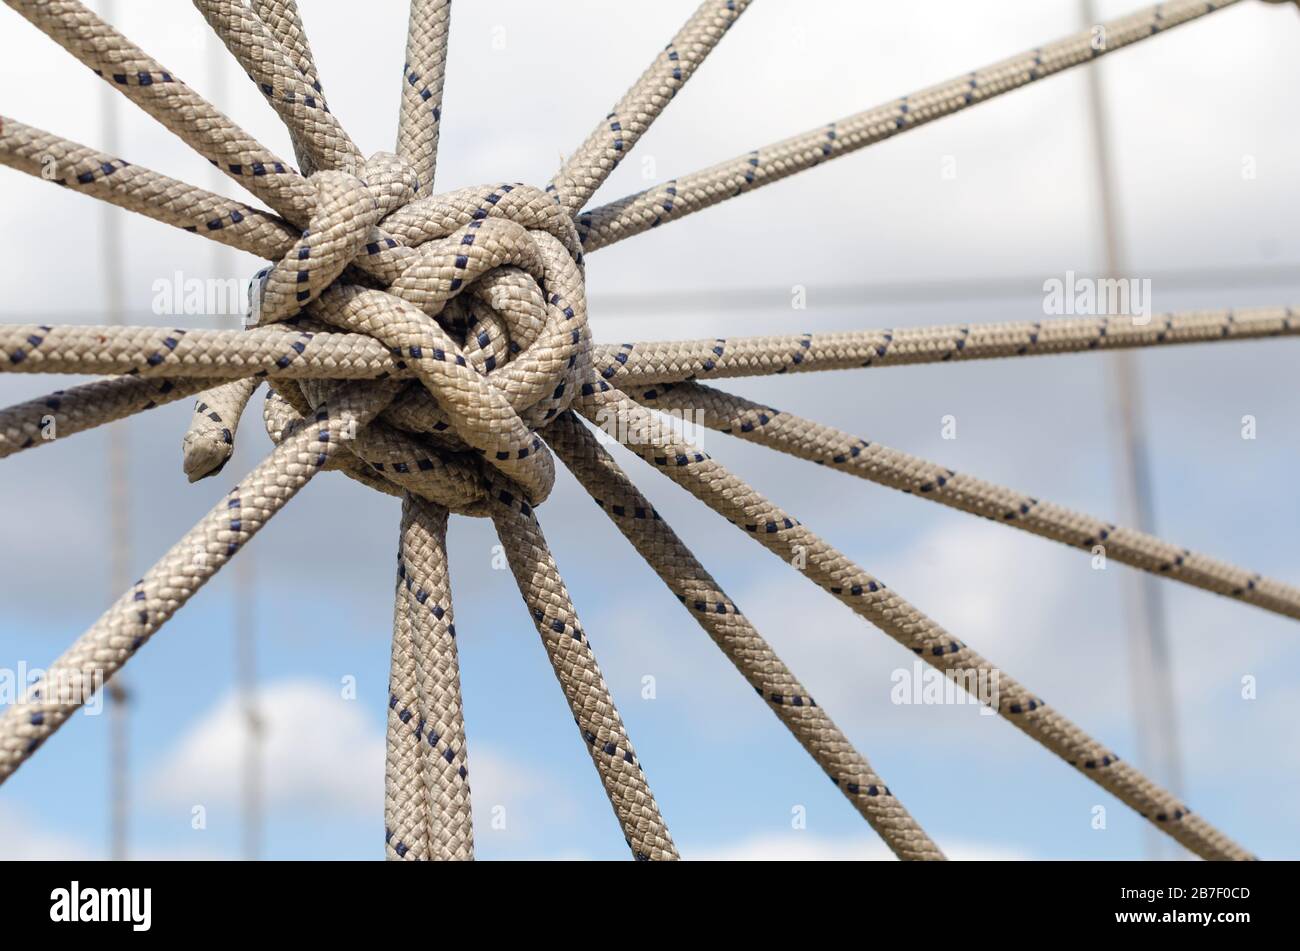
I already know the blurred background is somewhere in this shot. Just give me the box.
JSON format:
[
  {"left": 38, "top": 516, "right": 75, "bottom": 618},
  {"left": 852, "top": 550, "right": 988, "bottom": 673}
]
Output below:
[{"left": 1, "top": 0, "right": 1298, "bottom": 860}]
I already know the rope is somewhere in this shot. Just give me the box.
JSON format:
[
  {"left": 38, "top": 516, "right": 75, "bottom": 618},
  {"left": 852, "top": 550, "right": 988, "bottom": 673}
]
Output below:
[
  {"left": 6, "top": 306, "right": 1292, "bottom": 386},
  {"left": 397, "top": 0, "right": 451, "bottom": 199},
  {"left": 592, "top": 307, "right": 1299, "bottom": 385},
  {"left": 576, "top": 0, "right": 1242, "bottom": 250},
  {"left": 4, "top": 0, "right": 315, "bottom": 223},
  {"left": 572, "top": 383, "right": 1253, "bottom": 861},
  {"left": 549, "top": 0, "right": 751, "bottom": 215},
  {"left": 195, "top": 0, "right": 364, "bottom": 175},
  {"left": 0, "top": 381, "right": 395, "bottom": 780},
  {"left": 635, "top": 381, "right": 1300, "bottom": 623},
  {"left": 0, "top": 118, "right": 299, "bottom": 258},
  {"left": 386, "top": 494, "right": 474, "bottom": 861},
  {"left": 0, "top": 376, "right": 206, "bottom": 460},
  {"left": 546, "top": 412, "right": 945, "bottom": 860},
  {"left": 0, "top": 0, "right": 1287, "bottom": 861},
  {"left": 488, "top": 481, "right": 678, "bottom": 861}
]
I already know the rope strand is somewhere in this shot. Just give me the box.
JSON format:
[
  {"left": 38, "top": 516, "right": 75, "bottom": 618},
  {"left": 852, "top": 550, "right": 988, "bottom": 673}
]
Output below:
[
  {"left": 637, "top": 380, "right": 1300, "bottom": 623},
  {"left": 577, "top": 0, "right": 1242, "bottom": 250},
  {"left": 574, "top": 382, "right": 1253, "bottom": 861},
  {"left": 489, "top": 483, "right": 679, "bottom": 861},
  {"left": 6, "top": 307, "right": 1292, "bottom": 383},
  {"left": 550, "top": 0, "right": 751, "bottom": 216},
  {"left": 591, "top": 307, "right": 1298, "bottom": 385},
  {"left": 0, "top": 376, "right": 206, "bottom": 460},
  {"left": 385, "top": 494, "right": 474, "bottom": 860},
  {"left": 546, "top": 411, "right": 946, "bottom": 860},
  {"left": 4, "top": 0, "right": 315, "bottom": 223},
  {"left": 397, "top": 0, "right": 452, "bottom": 198},
  {"left": 0, "top": 117, "right": 298, "bottom": 259},
  {"left": 0, "top": 381, "right": 396, "bottom": 782}
]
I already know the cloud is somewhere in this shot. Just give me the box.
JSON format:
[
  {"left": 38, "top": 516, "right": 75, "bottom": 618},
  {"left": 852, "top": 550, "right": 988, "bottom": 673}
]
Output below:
[
  {"left": 0, "top": 803, "right": 95, "bottom": 861},
  {"left": 467, "top": 745, "right": 567, "bottom": 849},
  {"left": 150, "top": 678, "right": 384, "bottom": 815},
  {"left": 692, "top": 833, "right": 1035, "bottom": 862},
  {"left": 147, "top": 676, "right": 567, "bottom": 855}
]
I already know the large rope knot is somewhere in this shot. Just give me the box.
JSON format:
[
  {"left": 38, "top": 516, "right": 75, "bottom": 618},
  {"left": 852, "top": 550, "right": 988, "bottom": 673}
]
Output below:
[{"left": 233, "top": 153, "right": 590, "bottom": 515}]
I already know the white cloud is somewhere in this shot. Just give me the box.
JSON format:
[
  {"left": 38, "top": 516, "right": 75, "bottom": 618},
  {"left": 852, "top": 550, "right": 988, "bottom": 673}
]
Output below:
[
  {"left": 148, "top": 676, "right": 567, "bottom": 853},
  {"left": 467, "top": 745, "right": 568, "bottom": 848},
  {"left": 692, "top": 833, "right": 1035, "bottom": 862},
  {"left": 0, "top": 803, "right": 95, "bottom": 861},
  {"left": 150, "top": 678, "right": 383, "bottom": 815}
]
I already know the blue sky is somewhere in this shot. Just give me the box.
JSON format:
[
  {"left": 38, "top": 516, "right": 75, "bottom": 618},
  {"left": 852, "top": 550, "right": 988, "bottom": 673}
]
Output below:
[{"left": 2, "top": 0, "right": 1299, "bottom": 860}]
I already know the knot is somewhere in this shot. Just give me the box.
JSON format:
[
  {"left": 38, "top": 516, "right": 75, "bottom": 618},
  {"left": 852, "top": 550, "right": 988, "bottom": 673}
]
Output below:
[{"left": 248, "top": 155, "right": 589, "bottom": 515}]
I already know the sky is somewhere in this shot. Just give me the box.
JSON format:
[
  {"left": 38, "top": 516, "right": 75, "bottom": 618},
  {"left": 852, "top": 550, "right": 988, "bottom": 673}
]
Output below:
[{"left": 1, "top": 0, "right": 1299, "bottom": 861}]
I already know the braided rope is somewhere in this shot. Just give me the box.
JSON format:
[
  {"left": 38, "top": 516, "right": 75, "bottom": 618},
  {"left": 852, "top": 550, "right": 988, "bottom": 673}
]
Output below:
[
  {"left": 386, "top": 494, "right": 473, "bottom": 861},
  {"left": 546, "top": 412, "right": 944, "bottom": 860},
  {"left": 5, "top": 306, "right": 1292, "bottom": 384},
  {"left": 385, "top": 539, "right": 433, "bottom": 861},
  {"left": 398, "top": 0, "right": 451, "bottom": 199},
  {"left": 194, "top": 0, "right": 363, "bottom": 175},
  {"left": 593, "top": 307, "right": 1299, "bottom": 385},
  {"left": 488, "top": 486, "right": 678, "bottom": 861},
  {"left": 0, "top": 118, "right": 300, "bottom": 258},
  {"left": 572, "top": 383, "right": 1253, "bottom": 861},
  {"left": 549, "top": 0, "right": 751, "bottom": 215},
  {"left": 251, "top": 0, "right": 323, "bottom": 96},
  {"left": 0, "top": 382, "right": 395, "bottom": 779},
  {"left": 0, "top": 376, "right": 205, "bottom": 460},
  {"left": 576, "top": 0, "right": 1242, "bottom": 250},
  {"left": 0, "top": 0, "right": 1287, "bottom": 861},
  {"left": 4, "top": 0, "right": 315, "bottom": 223},
  {"left": 636, "top": 381, "right": 1300, "bottom": 622}
]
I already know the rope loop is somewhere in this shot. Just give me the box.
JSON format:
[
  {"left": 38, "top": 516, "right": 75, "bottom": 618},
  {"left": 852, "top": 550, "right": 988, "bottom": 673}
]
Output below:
[{"left": 255, "top": 158, "right": 590, "bottom": 514}]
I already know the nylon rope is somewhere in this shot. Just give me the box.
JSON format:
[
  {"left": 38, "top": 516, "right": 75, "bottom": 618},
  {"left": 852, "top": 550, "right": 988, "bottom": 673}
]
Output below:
[
  {"left": 570, "top": 383, "right": 1253, "bottom": 861},
  {"left": 548, "top": 0, "right": 751, "bottom": 215},
  {"left": 575, "top": 0, "right": 1243, "bottom": 250},
  {"left": 0, "top": 0, "right": 1288, "bottom": 861},
  {"left": 632, "top": 381, "right": 1300, "bottom": 622},
  {"left": 546, "top": 412, "right": 944, "bottom": 860},
  {"left": 3, "top": 306, "right": 1294, "bottom": 386},
  {"left": 386, "top": 494, "right": 474, "bottom": 861}
]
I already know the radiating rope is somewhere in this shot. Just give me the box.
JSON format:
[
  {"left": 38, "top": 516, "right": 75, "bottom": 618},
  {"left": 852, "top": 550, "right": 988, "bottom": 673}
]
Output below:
[
  {"left": 633, "top": 380, "right": 1300, "bottom": 623},
  {"left": 195, "top": 0, "right": 364, "bottom": 175},
  {"left": 549, "top": 0, "right": 751, "bottom": 216},
  {"left": 4, "top": 0, "right": 315, "bottom": 223},
  {"left": 576, "top": 0, "right": 1242, "bottom": 250},
  {"left": 0, "top": 376, "right": 206, "bottom": 460},
  {"left": 397, "top": 0, "right": 451, "bottom": 199},
  {"left": 0, "top": 382, "right": 396, "bottom": 780},
  {"left": 6, "top": 306, "right": 1293, "bottom": 385},
  {"left": 0, "top": 0, "right": 1286, "bottom": 862},
  {"left": 489, "top": 482, "right": 679, "bottom": 861},
  {"left": 546, "top": 411, "right": 945, "bottom": 860},
  {"left": 591, "top": 307, "right": 1298, "bottom": 385},
  {"left": 573, "top": 382, "right": 1253, "bottom": 861},
  {"left": 0, "top": 118, "right": 300, "bottom": 258},
  {"left": 386, "top": 493, "right": 474, "bottom": 860}
]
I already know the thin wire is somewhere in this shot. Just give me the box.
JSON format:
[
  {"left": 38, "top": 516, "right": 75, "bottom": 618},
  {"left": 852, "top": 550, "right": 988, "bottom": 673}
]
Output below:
[
  {"left": 1080, "top": 0, "right": 1185, "bottom": 861},
  {"left": 207, "top": 23, "right": 263, "bottom": 862},
  {"left": 585, "top": 264, "right": 1300, "bottom": 317},
  {"left": 98, "top": 0, "right": 130, "bottom": 863}
]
